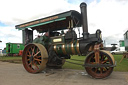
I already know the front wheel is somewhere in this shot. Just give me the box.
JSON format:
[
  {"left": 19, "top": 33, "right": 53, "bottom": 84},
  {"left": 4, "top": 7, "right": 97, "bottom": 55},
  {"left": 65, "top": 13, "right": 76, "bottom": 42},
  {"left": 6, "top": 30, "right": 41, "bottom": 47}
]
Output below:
[{"left": 85, "top": 50, "right": 115, "bottom": 79}]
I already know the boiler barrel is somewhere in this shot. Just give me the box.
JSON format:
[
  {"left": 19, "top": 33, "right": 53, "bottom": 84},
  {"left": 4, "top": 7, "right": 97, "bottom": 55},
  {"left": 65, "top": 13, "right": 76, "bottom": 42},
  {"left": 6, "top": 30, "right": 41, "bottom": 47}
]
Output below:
[{"left": 53, "top": 40, "right": 81, "bottom": 55}]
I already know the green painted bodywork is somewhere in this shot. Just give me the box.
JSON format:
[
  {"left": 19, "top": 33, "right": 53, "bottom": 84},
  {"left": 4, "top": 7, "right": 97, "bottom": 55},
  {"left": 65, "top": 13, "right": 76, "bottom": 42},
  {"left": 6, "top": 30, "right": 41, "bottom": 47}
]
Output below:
[
  {"left": 73, "top": 40, "right": 78, "bottom": 53},
  {"left": 55, "top": 44, "right": 64, "bottom": 54},
  {"left": 65, "top": 44, "right": 72, "bottom": 54},
  {"left": 6, "top": 43, "right": 24, "bottom": 54},
  {"left": 33, "top": 36, "right": 51, "bottom": 49}
]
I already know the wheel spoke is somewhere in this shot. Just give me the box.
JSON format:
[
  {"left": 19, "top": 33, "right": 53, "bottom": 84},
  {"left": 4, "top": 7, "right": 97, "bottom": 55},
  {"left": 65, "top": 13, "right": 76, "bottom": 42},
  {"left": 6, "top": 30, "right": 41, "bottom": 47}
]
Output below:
[
  {"left": 102, "top": 59, "right": 109, "bottom": 64},
  {"left": 37, "top": 48, "right": 39, "bottom": 53},
  {"left": 29, "top": 62, "right": 32, "bottom": 68},
  {"left": 37, "top": 61, "right": 41, "bottom": 65},
  {"left": 27, "top": 51, "right": 31, "bottom": 55},
  {"left": 31, "top": 47, "right": 33, "bottom": 52},
  {"left": 105, "top": 67, "right": 109, "bottom": 70},
  {"left": 27, "top": 55, "right": 31, "bottom": 57},
  {"left": 103, "top": 67, "right": 107, "bottom": 71},
  {"left": 27, "top": 59, "right": 30, "bottom": 61},
  {"left": 31, "top": 46, "right": 35, "bottom": 56},
  {"left": 33, "top": 51, "right": 41, "bottom": 57},
  {"left": 101, "top": 55, "right": 104, "bottom": 60},
  {"left": 36, "top": 56, "right": 41, "bottom": 58},
  {"left": 100, "top": 68, "right": 103, "bottom": 74},
  {"left": 101, "top": 55, "right": 106, "bottom": 61},
  {"left": 34, "top": 58, "right": 42, "bottom": 62},
  {"left": 33, "top": 62, "right": 39, "bottom": 69},
  {"left": 95, "top": 68, "right": 98, "bottom": 73}
]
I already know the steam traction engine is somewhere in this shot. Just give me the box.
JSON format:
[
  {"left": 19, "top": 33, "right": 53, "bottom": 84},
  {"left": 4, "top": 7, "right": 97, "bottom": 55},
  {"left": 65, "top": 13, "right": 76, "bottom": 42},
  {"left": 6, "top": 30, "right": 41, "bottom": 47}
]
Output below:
[{"left": 16, "top": 3, "right": 116, "bottom": 78}]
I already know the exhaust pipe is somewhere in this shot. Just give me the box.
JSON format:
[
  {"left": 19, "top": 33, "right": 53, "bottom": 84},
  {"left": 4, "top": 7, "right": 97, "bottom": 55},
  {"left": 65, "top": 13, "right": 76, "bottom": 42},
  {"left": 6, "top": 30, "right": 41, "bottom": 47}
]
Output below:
[{"left": 80, "top": 2, "right": 89, "bottom": 39}]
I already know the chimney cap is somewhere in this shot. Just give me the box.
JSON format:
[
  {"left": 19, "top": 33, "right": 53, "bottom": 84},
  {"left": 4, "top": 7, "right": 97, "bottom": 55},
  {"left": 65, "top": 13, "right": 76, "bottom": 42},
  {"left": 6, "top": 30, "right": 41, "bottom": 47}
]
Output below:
[{"left": 80, "top": 2, "right": 87, "bottom": 8}]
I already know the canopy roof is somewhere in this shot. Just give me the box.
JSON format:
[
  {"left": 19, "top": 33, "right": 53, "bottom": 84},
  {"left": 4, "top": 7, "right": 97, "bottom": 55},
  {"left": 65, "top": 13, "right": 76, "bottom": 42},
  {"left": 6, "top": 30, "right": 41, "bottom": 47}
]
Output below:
[
  {"left": 124, "top": 30, "right": 128, "bottom": 35},
  {"left": 15, "top": 10, "right": 82, "bottom": 33}
]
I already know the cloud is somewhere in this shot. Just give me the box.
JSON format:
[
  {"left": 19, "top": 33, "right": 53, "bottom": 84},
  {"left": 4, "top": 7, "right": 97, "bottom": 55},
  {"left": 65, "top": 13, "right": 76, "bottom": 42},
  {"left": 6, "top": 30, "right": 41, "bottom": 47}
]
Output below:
[
  {"left": 0, "top": 0, "right": 78, "bottom": 25},
  {"left": 0, "top": 26, "right": 22, "bottom": 49},
  {"left": 0, "top": 0, "right": 128, "bottom": 49},
  {"left": 87, "top": 0, "right": 128, "bottom": 45}
]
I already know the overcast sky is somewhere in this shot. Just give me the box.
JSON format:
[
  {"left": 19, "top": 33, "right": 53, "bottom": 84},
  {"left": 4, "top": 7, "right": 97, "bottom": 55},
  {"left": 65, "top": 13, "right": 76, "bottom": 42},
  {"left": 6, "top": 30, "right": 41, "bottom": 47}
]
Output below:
[{"left": 0, "top": 0, "right": 128, "bottom": 49}]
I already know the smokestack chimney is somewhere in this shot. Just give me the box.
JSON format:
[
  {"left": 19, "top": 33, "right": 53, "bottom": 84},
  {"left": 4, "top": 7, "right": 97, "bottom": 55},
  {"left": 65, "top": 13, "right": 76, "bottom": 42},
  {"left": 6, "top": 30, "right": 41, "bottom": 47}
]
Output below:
[{"left": 80, "top": 2, "right": 89, "bottom": 39}]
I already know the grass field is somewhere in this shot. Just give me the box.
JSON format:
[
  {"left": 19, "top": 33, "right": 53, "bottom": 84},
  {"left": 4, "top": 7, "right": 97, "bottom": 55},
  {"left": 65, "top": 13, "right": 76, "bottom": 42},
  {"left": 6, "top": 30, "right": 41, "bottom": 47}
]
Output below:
[
  {"left": 0, "top": 56, "right": 22, "bottom": 63},
  {"left": 0, "top": 56, "right": 22, "bottom": 60},
  {"left": 63, "top": 55, "right": 128, "bottom": 72},
  {"left": 0, "top": 55, "right": 128, "bottom": 72}
]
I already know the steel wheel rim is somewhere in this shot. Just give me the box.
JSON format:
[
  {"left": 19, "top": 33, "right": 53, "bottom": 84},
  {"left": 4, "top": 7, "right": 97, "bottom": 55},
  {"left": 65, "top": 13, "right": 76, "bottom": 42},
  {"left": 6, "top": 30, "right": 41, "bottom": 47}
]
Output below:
[
  {"left": 85, "top": 51, "right": 114, "bottom": 78},
  {"left": 22, "top": 43, "right": 48, "bottom": 73}
]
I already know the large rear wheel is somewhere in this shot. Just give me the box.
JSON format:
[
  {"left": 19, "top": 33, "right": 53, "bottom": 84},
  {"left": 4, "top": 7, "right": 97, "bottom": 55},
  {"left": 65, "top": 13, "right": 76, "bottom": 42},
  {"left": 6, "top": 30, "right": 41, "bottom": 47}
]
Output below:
[
  {"left": 85, "top": 50, "right": 115, "bottom": 78},
  {"left": 22, "top": 43, "right": 48, "bottom": 73}
]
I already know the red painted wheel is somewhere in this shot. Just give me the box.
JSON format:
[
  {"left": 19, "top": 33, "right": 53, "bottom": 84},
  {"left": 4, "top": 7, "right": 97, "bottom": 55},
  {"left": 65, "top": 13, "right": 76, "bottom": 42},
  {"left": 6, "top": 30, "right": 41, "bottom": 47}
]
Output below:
[
  {"left": 85, "top": 50, "right": 115, "bottom": 78},
  {"left": 22, "top": 43, "right": 48, "bottom": 73}
]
